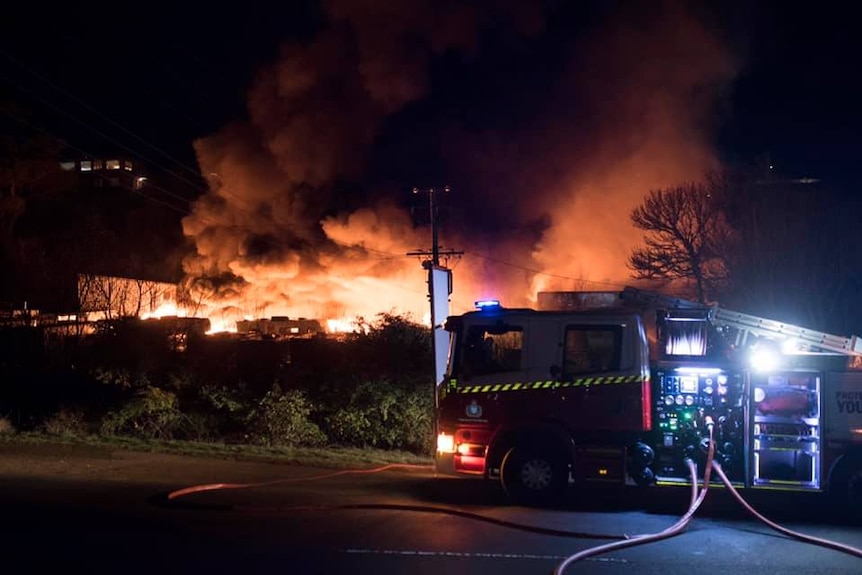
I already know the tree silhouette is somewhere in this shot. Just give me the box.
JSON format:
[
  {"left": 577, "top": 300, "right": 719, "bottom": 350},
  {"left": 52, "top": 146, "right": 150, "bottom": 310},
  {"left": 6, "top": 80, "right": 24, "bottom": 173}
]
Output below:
[
  {"left": 628, "top": 182, "right": 733, "bottom": 303},
  {"left": 77, "top": 273, "right": 177, "bottom": 320}
]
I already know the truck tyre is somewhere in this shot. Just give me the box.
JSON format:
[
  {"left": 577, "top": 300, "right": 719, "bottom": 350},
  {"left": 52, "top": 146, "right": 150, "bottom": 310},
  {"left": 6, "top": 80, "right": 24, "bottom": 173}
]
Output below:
[
  {"left": 500, "top": 444, "right": 568, "bottom": 506},
  {"left": 829, "top": 455, "right": 862, "bottom": 519}
]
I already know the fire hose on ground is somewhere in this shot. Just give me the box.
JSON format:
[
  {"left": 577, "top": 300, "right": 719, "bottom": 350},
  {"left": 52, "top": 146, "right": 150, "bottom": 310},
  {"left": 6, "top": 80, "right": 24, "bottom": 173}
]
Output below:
[
  {"left": 553, "top": 420, "right": 862, "bottom": 574},
  {"left": 553, "top": 421, "right": 718, "bottom": 574},
  {"left": 164, "top": 463, "right": 631, "bottom": 540},
  {"left": 162, "top": 428, "right": 862, "bottom": 573}
]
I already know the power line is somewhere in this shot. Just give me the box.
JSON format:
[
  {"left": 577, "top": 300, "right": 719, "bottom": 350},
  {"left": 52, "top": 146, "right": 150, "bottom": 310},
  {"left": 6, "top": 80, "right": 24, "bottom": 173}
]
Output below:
[
  {"left": 0, "top": 65, "right": 275, "bottom": 223},
  {"left": 1, "top": 104, "right": 433, "bottom": 297},
  {"left": 407, "top": 186, "right": 463, "bottom": 267},
  {"left": 1, "top": 50, "right": 204, "bottom": 181},
  {"left": 0, "top": 61, "right": 210, "bottom": 200},
  {"left": 2, "top": 104, "right": 418, "bottom": 264},
  {"left": 1, "top": 63, "right": 634, "bottom": 302},
  {"left": 0, "top": 48, "right": 441, "bottom": 311},
  {"left": 0, "top": 105, "right": 192, "bottom": 215},
  {"left": 0, "top": 113, "right": 629, "bottom": 291},
  {"left": 465, "top": 251, "right": 631, "bottom": 290},
  {"left": 0, "top": 52, "right": 294, "bottom": 217}
]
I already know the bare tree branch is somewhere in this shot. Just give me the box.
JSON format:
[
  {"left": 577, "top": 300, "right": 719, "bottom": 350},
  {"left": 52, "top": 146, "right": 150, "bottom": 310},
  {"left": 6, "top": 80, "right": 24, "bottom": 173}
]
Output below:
[{"left": 629, "top": 182, "right": 733, "bottom": 303}]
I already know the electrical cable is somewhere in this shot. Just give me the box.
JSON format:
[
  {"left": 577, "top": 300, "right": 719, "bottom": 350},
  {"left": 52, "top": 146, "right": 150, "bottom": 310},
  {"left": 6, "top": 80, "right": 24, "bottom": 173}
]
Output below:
[
  {"left": 163, "top": 463, "right": 631, "bottom": 541},
  {"left": 0, "top": 50, "right": 212, "bottom": 193},
  {"left": 465, "top": 251, "right": 630, "bottom": 292},
  {"left": 3, "top": 41, "right": 678, "bottom": 303},
  {"left": 0, "top": 68, "right": 210, "bottom": 199},
  {"left": 0, "top": 104, "right": 193, "bottom": 214},
  {"left": 2, "top": 74, "right": 616, "bottom": 305}
]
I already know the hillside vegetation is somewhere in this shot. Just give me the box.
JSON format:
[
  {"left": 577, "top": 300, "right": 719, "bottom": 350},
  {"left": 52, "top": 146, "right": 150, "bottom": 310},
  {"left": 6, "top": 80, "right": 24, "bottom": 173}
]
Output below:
[{"left": 0, "top": 313, "right": 435, "bottom": 456}]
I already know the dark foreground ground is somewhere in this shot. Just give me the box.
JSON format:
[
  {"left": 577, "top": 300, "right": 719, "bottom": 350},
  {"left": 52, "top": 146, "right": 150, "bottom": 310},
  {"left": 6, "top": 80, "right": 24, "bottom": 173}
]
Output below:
[{"left": 0, "top": 438, "right": 860, "bottom": 574}]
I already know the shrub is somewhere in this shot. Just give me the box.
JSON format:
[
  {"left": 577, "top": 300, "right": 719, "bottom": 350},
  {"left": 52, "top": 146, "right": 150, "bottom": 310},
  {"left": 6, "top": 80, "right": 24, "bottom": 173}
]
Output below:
[
  {"left": 92, "top": 367, "right": 151, "bottom": 390},
  {"left": 194, "top": 384, "right": 254, "bottom": 442},
  {"left": 390, "top": 387, "right": 434, "bottom": 454},
  {"left": 246, "top": 385, "right": 327, "bottom": 447},
  {"left": 100, "top": 387, "right": 185, "bottom": 440},
  {"left": 199, "top": 384, "right": 249, "bottom": 414},
  {"left": 0, "top": 417, "right": 14, "bottom": 434},
  {"left": 320, "top": 378, "right": 433, "bottom": 453},
  {"left": 176, "top": 410, "right": 222, "bottom": 442},
  {"left": 42, "top": 408, "right": 88, "bottom": 436},
  {"left": 347, "top": 313, "right": 432, "bottom": 379}
]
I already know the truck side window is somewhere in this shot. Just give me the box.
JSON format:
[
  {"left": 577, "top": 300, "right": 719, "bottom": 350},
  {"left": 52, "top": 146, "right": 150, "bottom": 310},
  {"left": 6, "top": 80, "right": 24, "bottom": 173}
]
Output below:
[
  {"left": 563, "top": 325, "right": 621, "bottom": 376},
  {"left": 461, "top": 325, "right": 523, "bottom": 377}
]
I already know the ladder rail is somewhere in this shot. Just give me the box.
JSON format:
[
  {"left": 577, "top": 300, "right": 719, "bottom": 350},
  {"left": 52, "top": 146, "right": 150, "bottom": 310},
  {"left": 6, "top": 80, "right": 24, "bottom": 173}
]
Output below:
[
  {"left": 711, "top": 308, "right": 862, "bottom": 356},
  {"left": 619, "top": 286, "right": 862, "bottom": 357}
]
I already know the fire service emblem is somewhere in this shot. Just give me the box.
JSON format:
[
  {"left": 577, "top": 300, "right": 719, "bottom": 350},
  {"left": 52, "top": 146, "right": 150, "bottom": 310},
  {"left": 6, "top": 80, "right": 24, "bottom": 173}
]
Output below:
[{"left": 465, "top": 400, "right": 483, "bottom": 418}]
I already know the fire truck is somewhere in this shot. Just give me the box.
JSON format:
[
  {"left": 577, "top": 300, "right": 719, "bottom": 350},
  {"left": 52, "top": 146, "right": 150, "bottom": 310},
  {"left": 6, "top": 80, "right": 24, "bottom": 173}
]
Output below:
[{"left": 434, "top": 287, "right": 862, "bottom": 511}]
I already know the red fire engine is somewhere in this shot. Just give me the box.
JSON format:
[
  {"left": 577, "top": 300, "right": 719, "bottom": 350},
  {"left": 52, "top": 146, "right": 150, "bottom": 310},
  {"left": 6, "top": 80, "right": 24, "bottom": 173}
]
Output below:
[{"left": 434, "top": 287, "right": 862, "bottom": 511}]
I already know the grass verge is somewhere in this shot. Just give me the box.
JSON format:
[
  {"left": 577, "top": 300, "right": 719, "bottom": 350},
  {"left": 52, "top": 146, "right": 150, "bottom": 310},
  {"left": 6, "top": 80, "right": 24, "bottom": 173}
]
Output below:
[{"left": 0, "top": 431, "right": 434, "bottom": 470}]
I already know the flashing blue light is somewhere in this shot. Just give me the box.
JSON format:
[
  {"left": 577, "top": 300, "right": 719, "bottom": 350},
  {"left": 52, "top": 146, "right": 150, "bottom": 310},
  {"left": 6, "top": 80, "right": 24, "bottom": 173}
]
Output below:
[{"left": 474, "top": 299, "right": 501, "bottom": 310}]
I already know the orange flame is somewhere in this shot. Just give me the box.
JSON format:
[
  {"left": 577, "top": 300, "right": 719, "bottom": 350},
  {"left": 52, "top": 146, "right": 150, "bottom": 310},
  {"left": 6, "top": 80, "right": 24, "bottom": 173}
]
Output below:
[{"left": 173, "top": 2, "right": 737, "bottom": 333}]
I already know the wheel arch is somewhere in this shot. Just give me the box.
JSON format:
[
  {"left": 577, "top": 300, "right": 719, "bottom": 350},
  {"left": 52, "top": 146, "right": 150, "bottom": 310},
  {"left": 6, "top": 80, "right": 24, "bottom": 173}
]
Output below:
[
  {"left": 827, "top": 447, "right": 862, "bottom": 486},
  {"left": 486, "top": 421, "right": 576, "bottom": 479},
  {"left": 826, "top": 447, "right": 862, "bottom": 516}
]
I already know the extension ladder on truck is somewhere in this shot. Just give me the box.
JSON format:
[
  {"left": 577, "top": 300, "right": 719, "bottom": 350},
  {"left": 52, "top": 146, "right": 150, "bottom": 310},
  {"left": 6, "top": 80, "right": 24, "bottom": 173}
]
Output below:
[{"left": 620, "top": 286, "right": 862, "bottom": 357}]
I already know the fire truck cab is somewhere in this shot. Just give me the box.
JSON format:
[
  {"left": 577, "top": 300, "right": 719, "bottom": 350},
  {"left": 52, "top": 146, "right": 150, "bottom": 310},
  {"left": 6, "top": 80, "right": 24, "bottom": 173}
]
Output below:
[{"left": 434, "top": 288, "right": 862, "bottom": 512}]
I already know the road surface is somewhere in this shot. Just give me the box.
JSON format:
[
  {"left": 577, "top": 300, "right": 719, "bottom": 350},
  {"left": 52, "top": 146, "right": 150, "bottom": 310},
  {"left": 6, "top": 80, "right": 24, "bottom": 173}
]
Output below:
[{"left": 0, "top": 440, "right": 860, "bottom": 574}]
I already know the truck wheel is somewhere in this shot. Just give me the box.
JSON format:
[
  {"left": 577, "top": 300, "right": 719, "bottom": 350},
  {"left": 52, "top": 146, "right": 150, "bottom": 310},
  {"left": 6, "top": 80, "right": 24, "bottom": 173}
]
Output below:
[
  {"left": 829, "top": 455, "right": 862, "bottom": 519},
  {"left": 500, "top": 444, "right": 567, "bottom": 506}
]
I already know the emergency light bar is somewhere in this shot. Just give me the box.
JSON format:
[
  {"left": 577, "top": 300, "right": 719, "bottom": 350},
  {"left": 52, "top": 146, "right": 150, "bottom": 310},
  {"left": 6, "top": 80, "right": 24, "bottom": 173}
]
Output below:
[{"left": 474, "top": 299, "right": 501, "bottom": 310}]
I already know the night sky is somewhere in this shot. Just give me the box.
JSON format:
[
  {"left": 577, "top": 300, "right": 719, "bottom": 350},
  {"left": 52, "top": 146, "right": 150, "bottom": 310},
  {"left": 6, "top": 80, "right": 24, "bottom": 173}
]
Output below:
[
  {"left": 3, "top": 2, "right": 858, "bottom": 186},
  {"left": 2, "top": 1, "right": 861, "bottom": 324}
]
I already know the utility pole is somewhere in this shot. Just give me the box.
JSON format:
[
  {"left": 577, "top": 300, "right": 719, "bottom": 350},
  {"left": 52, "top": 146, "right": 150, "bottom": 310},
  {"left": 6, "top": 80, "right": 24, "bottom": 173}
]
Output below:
[
  {"left": 407, "top": 186, "right": 463, "bottom": 266},
  {"left": 408, "top": 186, "right": 462, "bottom": 409}
]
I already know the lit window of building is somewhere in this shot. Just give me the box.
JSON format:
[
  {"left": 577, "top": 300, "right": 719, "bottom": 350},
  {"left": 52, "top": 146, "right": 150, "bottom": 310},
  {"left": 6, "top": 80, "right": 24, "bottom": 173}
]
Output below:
[
  {"left": 123, "top": 160, "right": 133, "bottom": 171},
  {"left": 80, "top": 160, "right": 92, "bottom": 171},
  {"left": 93, "top": 159, "right": 103, "bottom": 170},
  {"left": 106, "top": 159, "right": 121, "bottom": 170}
]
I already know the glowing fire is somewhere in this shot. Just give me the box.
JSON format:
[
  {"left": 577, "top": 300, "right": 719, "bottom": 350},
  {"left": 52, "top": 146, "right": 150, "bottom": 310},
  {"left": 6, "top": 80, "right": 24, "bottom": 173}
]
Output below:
[
  {"left": 206, "top": 317, "right": 239, "bottom": 335},
  {"left": 327, "top": 318, "right": 360, "bottom": 334},
  {"left": 162, "top": 3, "right": 735, "bottom": 335},
  {"left": 141, "top": 302, "right": 184, "bottom": 320}
]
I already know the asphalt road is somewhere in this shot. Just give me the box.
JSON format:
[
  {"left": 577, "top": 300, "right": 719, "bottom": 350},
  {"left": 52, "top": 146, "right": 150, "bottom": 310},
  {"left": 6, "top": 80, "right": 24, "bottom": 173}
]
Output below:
[{"left": 0, "top": 440, "right": 860, "bottom": 574}]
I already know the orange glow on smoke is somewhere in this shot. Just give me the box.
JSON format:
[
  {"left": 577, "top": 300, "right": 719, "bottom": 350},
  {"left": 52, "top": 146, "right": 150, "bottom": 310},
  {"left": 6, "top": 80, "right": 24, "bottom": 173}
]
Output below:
[{"left": 171, "top": 3, "right": 737, "bottom": 333}]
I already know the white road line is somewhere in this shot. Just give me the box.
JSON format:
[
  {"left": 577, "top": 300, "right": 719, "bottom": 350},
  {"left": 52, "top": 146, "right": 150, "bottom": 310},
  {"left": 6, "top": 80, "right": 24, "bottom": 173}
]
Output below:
[{"left": 343, "top": 548, "right": 630, "bottom": 563}]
